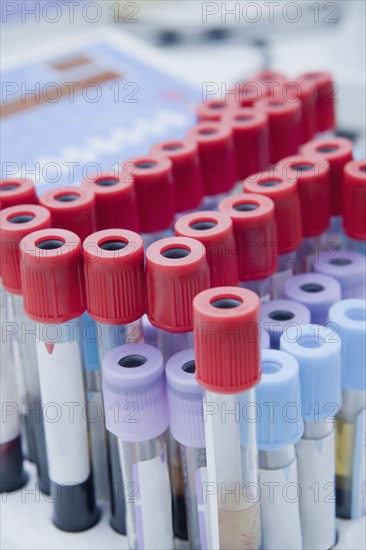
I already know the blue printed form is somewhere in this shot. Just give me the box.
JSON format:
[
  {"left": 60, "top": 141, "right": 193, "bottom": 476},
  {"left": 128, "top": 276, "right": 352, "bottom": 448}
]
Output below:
[{"left": 1, "top": 32, "right": 201, "bottom": 191}]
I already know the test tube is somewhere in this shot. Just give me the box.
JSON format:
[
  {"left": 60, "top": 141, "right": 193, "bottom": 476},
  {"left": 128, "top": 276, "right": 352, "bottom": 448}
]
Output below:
[
  {"left": 81, "top": 170, "right": 140, "bottom": 232},
  {"left": 242, "top": 172, "right": 302, "bottom": 297},
  {"left": 166, "top": 349, "right": 207, "bottom": 550},
  {"left": 0, "top": 178, "right": 38, "bottom": 210},
  {"left": 121, "top": 155, "right": 175, "bottom": 247},
  {"left": 261, "top": 299, "right": 311, "bottom": 349},
  {"left": 342, "top": 159, "right": 366, "bottom": 255},
  {"left": 174, "top": 211, "right": 238, "bottom": 288},
  {"left": 296, "top": 71, "right": 336, "bottom": 134},
  {"left": 151, "top": 139, "right": 204, "bottom": 214},
  {"left": 194, "top": 286, "right": 262, "bottom": 550},
  {"left": 328, "top": 299, "right": 366, "bottom": 519},
  {"left": 39, "top": 185, "right": 96, "bottom": 242},
  {"left": 276, "top": 154, "right": 331, "bottom": 271},
  {"left": 256, "top": 349, "right": 304, "bottom": 550},
  {"left": 0, "top": 322, "right": 28, "bottom": 493},
  {"left": 83, "top": 228, "right": 145, "bottom": 533},
  {"left": 281, "top": 324, "right": 341, "bottom": 550},
  {"left": 301, "top": 137, "right": 353, "bottom": 247},
  {"left": 222, "top": 107, "right": 270, "bottom": 182},
  {"left": 284, "top": 272, "right": 341, "bottom": 325},
  {"left": 218, "top": 193, "right": 278, "bottom": 299},
  {"left": 146, "top": 236, "right": 210, "bottom": 544},
  {"left": 102, "top": 343, "right": 173, "bottom": 550},
  {"left": 288, "top": 78, "right": 317, "bottom": 142},
  {"left": 195, "top": 99, "right": 233, "bottom": 122},
  {"left": 255, "top": 93, "right": 302, "bottom": 164},
  {"left": 0, "top": 204, "right": 51, "bottom": 492},
  {"left": 20, "top": 228, "right": 100, "bottom": 532},
  {"left": 187, "top": 121, "right": 235, "bottom": 209},
  {"left": 313, "top": 249, "right": 366, "bottom": 299}
]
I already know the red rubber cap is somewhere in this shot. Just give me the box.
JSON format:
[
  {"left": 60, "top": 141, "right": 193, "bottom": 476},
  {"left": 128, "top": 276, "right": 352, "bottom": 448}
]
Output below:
[
  {"left": 219, "top": 193, "right": 278, "bottom": 281},
  {"left": 187, "top": 122, "right": 235, "bottom": 195},
  {"left": 151, "top": 139, "right": 204, "bottom": 213},
  {"left": 20, "top": 228, "right": 85, "bottom": 323},
  {"left": 0, "top": 179, "right": 38, "bottom": 210},
  {"left": 146, "top": 237, "right": 210, "bottom": 333},
  {"left": 196, "top": 100, "right": 234, "bottom": 122},
  {"left": 82, "top": 171, "right": 139, "bottom": 232},
  {"left": 255, "top": 94, "right": 302, "bottom": 164},
  {"left": 243, "top": 171, "right": 302, "bottom": 254},
  {"left": 194, "top": 287, "right": 261, "bottom": 394},
  {"left": 174, "top": 211, "right": 238, "bottom": 287},
  {"left": 0, "top": 205, "right": 51, "bottom": 295},
  {"left": 121, "top": 155, "right": 175, "bottom": 234},
  {"left": 277, "top": 154, "right": 331, "bottom": 237},
  {"left": 83, "top": 229, "right": 145, "bottom": 325},
  {"left": 223, "top": 107, "right": 270, "bottom": 180},
  {"left": 301, "top": 137, "right": 353, "bottom": 216},
  {"left": 39, "top": 186, "right": 96, "bottom": 242},
  {"left": 284, "top": 81, "right": 317, "bottom": 143},
  {"left": 342, "top": 160, "right": 366, "bottom": 240},
  {"left": 297, "top": 71, "right": 336, "bottom": 132}
]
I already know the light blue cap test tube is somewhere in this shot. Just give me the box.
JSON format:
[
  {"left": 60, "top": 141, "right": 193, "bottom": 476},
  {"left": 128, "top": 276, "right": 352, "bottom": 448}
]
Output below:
[{"left": 256, "top": 350, "right": 304, "bottom": 450}]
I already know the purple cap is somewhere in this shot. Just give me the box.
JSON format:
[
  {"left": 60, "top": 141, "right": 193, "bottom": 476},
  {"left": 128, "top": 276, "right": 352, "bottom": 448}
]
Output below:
[
  {"left": 165, "top": 349, "right": 205, "bottom": 449},
  {"left": 313, "top": 250, "right": 366, "bottom": 299},
  {"left": 261, "top": 299, "right": 311, "bottom": 349},
  {"left": 102, "top": 344, "right": 169, "bottom": 442},
  {"left": 284, "top": 273, "right": 341, "bottom": 325}
]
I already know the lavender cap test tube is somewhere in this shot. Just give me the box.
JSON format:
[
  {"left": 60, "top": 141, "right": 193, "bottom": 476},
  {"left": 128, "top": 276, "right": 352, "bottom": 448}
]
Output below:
[
  {"left": 313, "top": 249, "right": 366, "bottom": 299},
  {"left": 261, "top": 299, "right": 311, "bottom": 349}
]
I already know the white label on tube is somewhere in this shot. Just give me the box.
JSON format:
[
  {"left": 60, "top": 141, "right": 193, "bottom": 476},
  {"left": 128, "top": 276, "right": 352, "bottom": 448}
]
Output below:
[
  {"left": 132, "top": 451, "right": 174, "bottom": 550},
  {"left": 0, "top": 340, "right": 20, "bottom": 444},
  {"left": 36, "top": 340, "right": 90, "bottom": 485},
  {"left": 352, "top": 408, "right": 366, "bottom": 518},
  {"left": 296, "top": 430, "right": 336, "bottom": 550},
  {"left": 259, "top": 459, "right": 302, "bottom": 550}
]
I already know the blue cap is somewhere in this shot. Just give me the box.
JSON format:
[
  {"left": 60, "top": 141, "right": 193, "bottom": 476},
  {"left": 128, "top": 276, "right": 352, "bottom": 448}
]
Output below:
[
  {"left": 81, "top": 312, "right": 100, "bottom": 372},
  {"left": 256, "top": 350, "right": 304, "bottom": 451},
  {"left": 280, "top": 324, "right": 341, "bottom": 422},
  {"left": 328, "top": 299, "right": 366, "bottom": 391},
  {"left": 261, "top": 328, "right": 270, "bottom": 350},
  {"left": 284, "top": 273, "right": 341, "bottom": 325},
  {"left": 261, "top": 299, "right": 311, "bottom": 349},
  {"left": 313, "top": 250, "right": 366, "bottom": 299}
]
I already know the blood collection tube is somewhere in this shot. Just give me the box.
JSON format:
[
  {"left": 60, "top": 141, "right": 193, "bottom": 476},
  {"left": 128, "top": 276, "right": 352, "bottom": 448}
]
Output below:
[
  {"left": 223, "top": 107, "right": 270, "bottom": 181},
  {"left": 257, "top": 349, "right": 304, "bottom": 550},
  {"left": 343, "top": 159, "right": 366, "bottom": 255},
  {"left": 0, "top": 178, "right": 38, "bottom": 210},
  {"left": 284, "top": 272, "right": 341, "bottom": 325},
  {"left": 0, "top": 204, "right": 51, "bottom": 492},
  {"left": 81, "top": 170, "right": 140, "bottom": 232},
  {"left": 194, "top": 287, "right": 262, "bottom": 550},
  {"left": 174, "top": 211, "right": 238, "bottom": 288},
  {"left": 287, "top": 79, "right": 317, "bottom": 142},
  {"left": 102, "top": 343, "right": 173, "bottom": 550},
  {"left": 166, "top": 349, "right": 207, "bottom": 550},
  {"left": 20, "top": 228, "right": 100, "bottom": 532},
  {"left": 83, "top": 228, "right": 145, "bottom": 533},
  {"left": 218, "top": 193, "right": 278, "bottom": 299},
  {"left": 276, "top": 154, "right": 331, "bottom": 271},
  {"left": 328, "top": 299, "right": 366, "bottom": 519},
  {"left": 281, "top": 324, "right": 341, "bottom": 550},
  {"left": 195, "top": 99, "right": 233, "bottom": 122},
  {"left": 296, "top": 71, "right": 336, "bottom": 134},
  {"left": 312, "top": 249, "right": 366, "bottom": 299},
  {"left": 0, "top": 322, "right": 28, "bottom": 493},
  {"left": 301, "top": 137, "right": 353, "bottom": 246},
  {"left": 255, "top": 94, "right": 302, "bottom": 164},
  {"left": 146, "top": 236, "right": 209, "bottom": 544},
  {"left": 121, "top": 155, "right": 175, "bottom": 247},
  {"left": 187, "top": 121, "right": 235, "bottom": 209},
  {"left": 151, "top": 139, "right": 204, "bottom": 214},
  {"left": 242, "top": 172, "right": 302, "bottom": 297},
  {"left": 261, "top": 299, "right": 311, "bottom": 349},
  {"left": 39, "top": 185, "right": 96, "bottom": 242}
]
